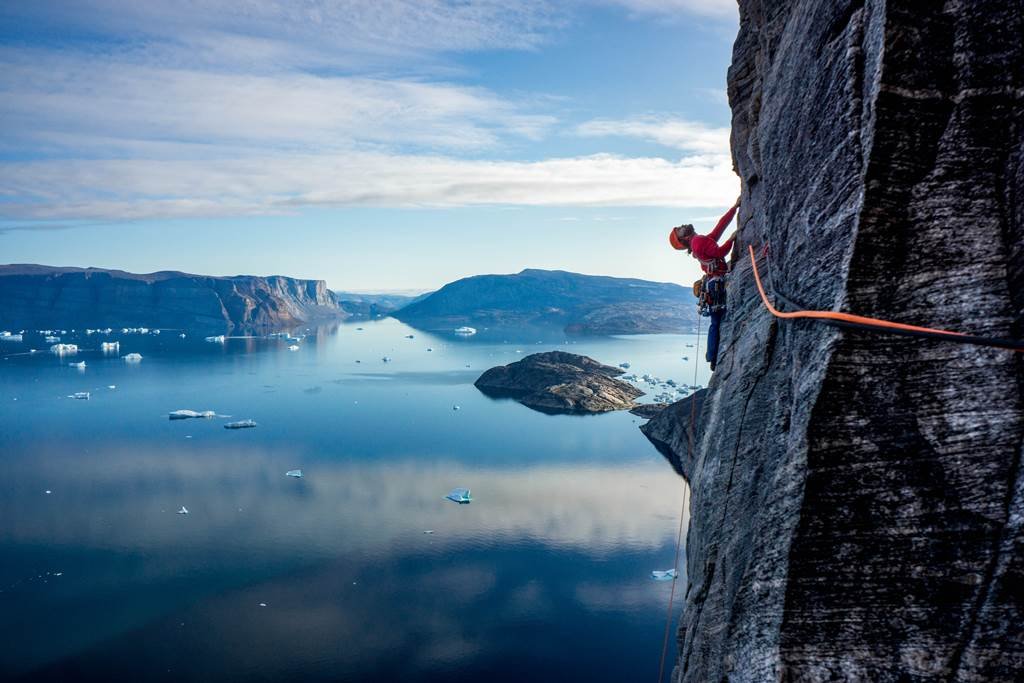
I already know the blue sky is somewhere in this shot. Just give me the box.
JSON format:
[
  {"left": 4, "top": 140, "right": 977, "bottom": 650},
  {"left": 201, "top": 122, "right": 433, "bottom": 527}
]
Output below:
[{"left": 0, "top": 0, "right": 740, "bottom": 291}]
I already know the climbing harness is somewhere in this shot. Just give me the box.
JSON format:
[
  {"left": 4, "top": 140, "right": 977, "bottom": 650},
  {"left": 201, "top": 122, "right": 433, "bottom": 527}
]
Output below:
[
  {"left": 697, "top": 275, "right": 727, "bottom": 318},
  {"left": 656, "top": 317, "right": 701, "bottom": 683},
  {"left": 747, "top": 245, "right": 1024, "bottom": 353}
]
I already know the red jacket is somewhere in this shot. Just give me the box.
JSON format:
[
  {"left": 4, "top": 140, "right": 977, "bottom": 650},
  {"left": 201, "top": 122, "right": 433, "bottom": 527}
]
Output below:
[{"left": 691, "top": 205, "right": 737, "bottom": 277}]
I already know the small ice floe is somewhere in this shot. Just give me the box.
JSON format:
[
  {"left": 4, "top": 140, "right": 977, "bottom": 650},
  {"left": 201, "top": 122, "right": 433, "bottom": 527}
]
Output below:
[
  {"left": 445, "top": 487, "right": 472, "bottom": 504},
  {"left": 107, "top": 385, "right": 116, "bottom": 390},
  {"left": 123, "top": 353, "right": 143, "bottom": 362},
  {"left": 285, "top": 469, "right": 303, "bottom": 478},
  {"left": 224, "top": 419, "right": 257, "bottom": 429},
  {"left": 285, "top": 335, "right": 303, "bottom": 343},
  {"left": 651, "top": 569, "right": 678, "bottom": 581},
  {"left": 179, "top": 333, "right": 187, "bottom": 338},
  {"left": 423, "top": 530, "right": 434, "bottom": 534},
  {"left": 168, "top": 410, "right": 216, "bottom": 420},
  {"left": 69, "top": 361, "right": 86, "bottom": 369},
  {"left": 0, "top": 332, "right": 23, "bottom": 342},
  {"left": 288, "top": 345, "right": 300, "bottom": 351},
  {"left": 454, "top": 326, "right": 477, "bottom": 336},
  {"left": 50, "top": 343, "right": 78, "bottom": 355},
  {"left": 45, "top": 490, "right": 52, "bottom": 495},
  {"left": 69, "top": 392, "right": 90, "bottom": 400},
  {"left": 151, "top": 329, "right": 161, "bottom": 335},
  {"left": 45, "top": 336, "right": 61, "bottom": 343},
  {"left": 138, "top": 328, "right": 149, "bottom": 334},
  {"left": 619, "top": 362, "right": 631, "bottom": 369},
  {"left": 382, "top": 356, "right": 392, "bottom": 363},
  {"left": 259, "top": 602, "right": 267, "bottom": 607},
  {"left": 205, "top": 335, "right": 226, "bottom": 343},
  {"left": 100, "top": 341, "right": 120, "bottom": 352},
  {"left": 177, "top": 506, "right": 189, "bottom": 515},
  {"left": 452, "top": 405, "right": 460, "bottom": 411}
]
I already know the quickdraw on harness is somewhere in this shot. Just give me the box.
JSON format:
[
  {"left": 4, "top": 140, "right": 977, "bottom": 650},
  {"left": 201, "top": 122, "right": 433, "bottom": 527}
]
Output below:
[{"left": 695, "top": 274, "right": 727, "bottom": 318}]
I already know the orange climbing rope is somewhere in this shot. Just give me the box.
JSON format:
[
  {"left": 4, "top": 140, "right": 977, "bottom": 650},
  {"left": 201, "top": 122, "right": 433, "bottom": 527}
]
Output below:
[{"left": 747, "top": 245, "right": 1024, "bottom": 352}]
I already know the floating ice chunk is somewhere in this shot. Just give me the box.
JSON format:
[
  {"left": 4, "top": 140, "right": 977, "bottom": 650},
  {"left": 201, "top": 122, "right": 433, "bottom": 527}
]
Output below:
[
  {"left": 69, "top": 392, "right": 90, "bottom": 400},
  {"left": 45, "top": 336, "right": 61, "bottom": 343},
  {"left": 224, "top": 419, "right": 257, "bottom": 429},
  {"left": 169, "top": 410, "right": 216, "bottom": 420},
  {"left": 69, "top": 361, "right": 86, "bottom": 369},
  {"left": 651, "top": 569, "right": 678, "bottom": 581},
  {"left": 445, "top": 487, "right": 472, "bottom": 504},
  {"left": 151, "top": 329, "right": 160, "bottom": 335},
  {"left": 0, "top": 332, "right": 23, "bottom": 342},
  {"left": 101, "top": 341, "right": 120, "bottom": 352},
  {"left": 107, "top": 385, "right": 116, "bottom": 389},
  {"left": 205, "top": 335, "right": 226, "bottom": 343},
  {"left": 179, "top": 333, "right": 187, "bottom": 338},
  {"left": 138, "top": 328, "right": 149, "bottom": 334},
  {"left": 452, "top": 405, "right": 460, "bottom": 411},
  {"left": 285, "top": 335, "right": 303, "bottom": 343},
  {"left": 405, "top": 334, "right": 415, "bottom": 339},
  {"left": 682, "top": 356, "right": 689, "bottom": 362},
  {"left": 50, "top": 343, "right": 78, "bottom": 355},
  {"left": 288, "top": 345, "right": 300, "bottom": 351},
  {"left": 423, "top": 529, "right": 434, "bottom": 534},
  {"left": 285, "top": 469, "right": 303, "bottom": 478},
  {"left": 123, "top": 353, "right": 143, "bottom": 362},
  {"left": 177, "top": 506, "right": 189, "bottom": 515},
  {"left": 382, "top": 356, "right": 392, "bottom": 363},
  {"left": 45, "top": 490, "right": 52, "bottom": 495},
  {"left": 259, "top": 602, "right": 267, "bottom": 607},
  {"left": 454, "top": 326, "right": 477, "bottom": 336}
]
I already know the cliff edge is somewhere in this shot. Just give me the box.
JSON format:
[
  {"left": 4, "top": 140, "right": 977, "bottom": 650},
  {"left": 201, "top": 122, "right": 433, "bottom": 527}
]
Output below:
[{"left": 649, "top": 1, "right": 1024, "bottom": 681}]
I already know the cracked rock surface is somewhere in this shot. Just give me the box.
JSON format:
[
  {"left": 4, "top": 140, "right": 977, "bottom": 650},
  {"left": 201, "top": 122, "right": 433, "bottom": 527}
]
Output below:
[{"left": 644, "top": 1, "right": 1024, "bottom": 680}]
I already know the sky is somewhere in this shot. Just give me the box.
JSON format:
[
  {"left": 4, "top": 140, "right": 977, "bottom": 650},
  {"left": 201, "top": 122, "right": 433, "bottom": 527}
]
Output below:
[{"left": 0, "top": 0, "right": 740, "bottom": 292}]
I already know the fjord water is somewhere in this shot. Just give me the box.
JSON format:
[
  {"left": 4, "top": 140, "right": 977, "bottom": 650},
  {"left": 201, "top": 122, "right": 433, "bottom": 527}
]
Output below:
[{"left": 0, "top": 320, "right": 709, "bottom": 682}]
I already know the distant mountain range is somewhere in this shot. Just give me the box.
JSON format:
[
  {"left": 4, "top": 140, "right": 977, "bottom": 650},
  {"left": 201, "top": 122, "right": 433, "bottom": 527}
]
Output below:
[
  {"left": 0, "top": 264, "right": 697, "bottom": 335},
  {"left": 0, "top": 264, "right": 346, "bottom": 333},
  {"left": 392, "top": 269, "right": 698, "bottom": 335}
]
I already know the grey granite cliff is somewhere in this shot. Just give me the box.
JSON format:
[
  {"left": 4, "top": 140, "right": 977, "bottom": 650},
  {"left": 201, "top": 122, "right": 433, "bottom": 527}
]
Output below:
[
  {"left": 0, "top": 265, "right": 346, "bottom": 333},
  {"left": 644, "top": 1, "right": 1024, "bottom": 681}
]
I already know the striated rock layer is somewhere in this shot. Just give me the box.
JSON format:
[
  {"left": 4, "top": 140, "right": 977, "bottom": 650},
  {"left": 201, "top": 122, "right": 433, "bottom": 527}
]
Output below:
[
  {"left": 650, "top": 1, "right": 1024, "bottom": 681},
  {"left": 0, "top": 264, "right": 346, "bottom": 333}
]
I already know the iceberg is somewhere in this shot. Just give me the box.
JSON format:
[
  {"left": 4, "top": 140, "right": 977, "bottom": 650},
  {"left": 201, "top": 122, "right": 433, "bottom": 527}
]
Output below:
[
  {"left": 454, "top": 326, "right": 477, "bottom": 336},
  {"left": 285, "top": 469, "right": 303, "bottom": 478},
  {"left": 224, "top": 419, "right": 257, "bottom": 429},
  {"left": 169, "top": 410, "right": 216, "bottom": 420},
  {"left": 50, "top": 343, "right": 78, "bottom": 355},
  {"left": 651, "top": 569, "right": 678, "bottom": 581},
  {"left": 177, "top": 506, "right": 189, "bottom": 515},
  {"left": 205, "top": 335, "right": 226, "bottom": 343},
  {"left": 45, "top": 336, "right": 61, "bottom": 343},
  {"left": 288, "top": 344, "right": 300, "bottom": 351},
  {"left": 101, "top": 341, "right": 120, "bottom": 352},
  {"left": 382, "top": 356, "right": 392, "bottom": 363},
  {"left": 69, "top": 392, "right": 90, "bottom": 400},
  {"left": 405, "top": 334, "right": 415, "bottom": 339},
  {"left": 619, "top": 362, "right": 631, "bottom": 369},
  {"left": 123, "top": 353, "right": 143, "bottom": 362},
  {"left": 69, "top": 361, "right": 86, "bottom": 369},
  {"left": 179, "top": 333, "right": 187, "bottom": 338},
  {"left": 444, "top": 487, "right": 472, "bottom": 504},
  {"left": 0, "top": 332, "right": 23, "bottom": 342}
]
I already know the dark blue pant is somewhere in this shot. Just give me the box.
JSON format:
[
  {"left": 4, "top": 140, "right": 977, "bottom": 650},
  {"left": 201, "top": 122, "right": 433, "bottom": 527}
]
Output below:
[
  {"left": 703, "top": 277, "right": 726, "bottom": 369},
  {"left": 706, "top": 308, "right": 724, "bottom": 368}
]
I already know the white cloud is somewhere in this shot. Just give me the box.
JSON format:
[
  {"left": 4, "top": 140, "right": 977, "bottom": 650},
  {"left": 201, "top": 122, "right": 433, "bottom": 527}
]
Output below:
[
  {"left": 601, "top": 0, "right": 738, "bottom": 20},
  {"left": 0, "top": 152, "right": 738, "bottom": 220},
  {"left": 577, "top": 116, "right": 731, "bottom": 155}
]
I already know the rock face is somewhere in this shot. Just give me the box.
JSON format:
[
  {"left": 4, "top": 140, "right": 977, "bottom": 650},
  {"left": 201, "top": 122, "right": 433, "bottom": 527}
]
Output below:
[
  {"left": 394, "top": 269, "right": 696, "bottom": 335},
  {"left": 0, "top": 264, "right": 346, "bottom": 333},
  {"left": 639, "top": 389, "right": 706, "bottom": 478},
  {"left": 648, "top": 2, "right": 1024, "bottom": 681},
  {"left": 474, "top": 351, "right": 644, "bottom": 414}
]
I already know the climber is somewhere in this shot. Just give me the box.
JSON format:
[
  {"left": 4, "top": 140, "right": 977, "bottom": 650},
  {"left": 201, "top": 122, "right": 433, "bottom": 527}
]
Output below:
[{"left": 669, "top": 197, "right": 740, "bottom": 371}]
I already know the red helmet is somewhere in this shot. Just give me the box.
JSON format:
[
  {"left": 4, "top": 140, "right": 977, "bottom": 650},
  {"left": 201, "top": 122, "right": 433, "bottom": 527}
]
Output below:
[{"left": 669, "top": 228, "right": 686, "bottom": 250}]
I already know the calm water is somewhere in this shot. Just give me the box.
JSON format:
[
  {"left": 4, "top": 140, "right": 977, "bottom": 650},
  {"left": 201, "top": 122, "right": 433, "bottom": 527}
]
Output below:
[{"left": 0, "top": 320, "right": 707, "bottom": 682}]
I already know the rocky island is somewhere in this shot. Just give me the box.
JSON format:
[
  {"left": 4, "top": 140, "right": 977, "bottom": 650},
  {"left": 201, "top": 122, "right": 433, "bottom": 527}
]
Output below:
[
  {"left": 642, "top": 0, "right": 1024, "bottom": 681},
  {"left": 474, "top": 351, "right": 644, "bottom": 414}
]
